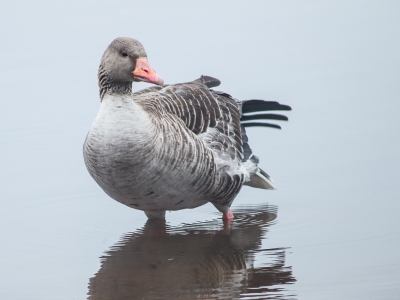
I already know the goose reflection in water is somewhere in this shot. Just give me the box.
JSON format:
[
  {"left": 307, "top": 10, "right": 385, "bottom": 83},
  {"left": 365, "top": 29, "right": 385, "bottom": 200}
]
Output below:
[{"left": 88, "top": 205, "right": 296, "bottom": 299}]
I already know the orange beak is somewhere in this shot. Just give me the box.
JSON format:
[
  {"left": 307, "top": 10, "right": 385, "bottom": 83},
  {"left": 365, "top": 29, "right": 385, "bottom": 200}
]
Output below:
[{"left": 132, "top": 58, "right": 164, "bottom": 85}]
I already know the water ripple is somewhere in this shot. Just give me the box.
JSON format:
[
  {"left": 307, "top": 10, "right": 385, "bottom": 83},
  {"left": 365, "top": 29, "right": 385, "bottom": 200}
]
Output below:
[{"left": 88, "top": 204, "right": 296, "bottom": 299}]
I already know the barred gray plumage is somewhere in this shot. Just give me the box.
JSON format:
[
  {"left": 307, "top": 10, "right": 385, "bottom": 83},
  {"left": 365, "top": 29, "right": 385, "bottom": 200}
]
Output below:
[{"left": 83, "top": 37, "right": 290, "bottom": 220}]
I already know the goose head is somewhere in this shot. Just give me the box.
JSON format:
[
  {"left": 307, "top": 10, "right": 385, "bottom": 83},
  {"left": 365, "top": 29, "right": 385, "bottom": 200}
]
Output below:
[{"left": 98, "top": 37, "right": 164, "bottom": 99}]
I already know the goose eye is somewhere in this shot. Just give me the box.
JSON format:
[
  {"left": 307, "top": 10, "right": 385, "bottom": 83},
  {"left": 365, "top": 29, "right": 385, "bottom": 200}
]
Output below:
[{"left": 121, "top": 52, "right": 128, "bottom": 57}]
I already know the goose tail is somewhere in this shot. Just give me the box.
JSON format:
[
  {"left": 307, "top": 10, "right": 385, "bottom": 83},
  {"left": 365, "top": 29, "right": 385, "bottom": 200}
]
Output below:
[
  {"left": 244, "top": 167, "right": 277, "bottom": 190},
  {"left": 239, "top": 99, "right": 291, "bottom": 190}
]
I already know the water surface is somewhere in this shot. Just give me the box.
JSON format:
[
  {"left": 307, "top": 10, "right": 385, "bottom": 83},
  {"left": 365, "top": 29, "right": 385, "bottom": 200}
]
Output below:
[{"left": 89, "top": 205, "right": 296, "bottom": 299}]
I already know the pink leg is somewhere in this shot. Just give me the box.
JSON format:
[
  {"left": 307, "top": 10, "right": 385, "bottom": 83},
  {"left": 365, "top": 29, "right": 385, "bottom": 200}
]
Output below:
[{"left": 222, "top": 209, "right": 234, "bottom": 220}]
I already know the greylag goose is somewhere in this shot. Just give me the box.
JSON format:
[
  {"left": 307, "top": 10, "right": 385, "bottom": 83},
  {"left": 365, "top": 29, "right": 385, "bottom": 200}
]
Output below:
[{"left": 83, "top": 37, "right": 291, "bottom": 220}]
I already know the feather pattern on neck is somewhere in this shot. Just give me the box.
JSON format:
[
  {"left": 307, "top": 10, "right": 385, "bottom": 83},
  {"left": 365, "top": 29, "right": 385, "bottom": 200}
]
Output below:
[{"left": 98, "top": 64, "right": 132, "bottom": 100}]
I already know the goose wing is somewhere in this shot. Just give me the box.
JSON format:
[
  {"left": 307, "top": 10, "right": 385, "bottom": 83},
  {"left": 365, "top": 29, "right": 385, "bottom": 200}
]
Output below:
[
  {"left": 132, "top": 76, "right": 245, "bottom": 208},
  {"left": 149, "top": 76, "right": 244, "bottom": 164},
  {"left": 132, "top": 76, "right": 290, "bottom": 206}
]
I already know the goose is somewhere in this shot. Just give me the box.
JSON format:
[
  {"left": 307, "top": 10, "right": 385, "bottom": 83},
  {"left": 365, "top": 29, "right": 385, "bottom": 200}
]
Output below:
[{"left": 83, "top": 37, "right": 291, "bottom": 220}]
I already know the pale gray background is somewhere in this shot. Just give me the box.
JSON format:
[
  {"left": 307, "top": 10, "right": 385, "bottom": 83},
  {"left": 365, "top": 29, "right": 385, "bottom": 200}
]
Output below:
[{"left": 1, "top": 1, "right": 399, "bottom": 299}]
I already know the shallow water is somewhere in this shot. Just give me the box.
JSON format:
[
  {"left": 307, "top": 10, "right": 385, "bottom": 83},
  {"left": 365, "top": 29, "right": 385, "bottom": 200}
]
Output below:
[
  {"left": 1, "top": 1, "right": 400, "bottom": 299},
  {"left": 88, "top": 205, "right": 296, "bottom": 300}
]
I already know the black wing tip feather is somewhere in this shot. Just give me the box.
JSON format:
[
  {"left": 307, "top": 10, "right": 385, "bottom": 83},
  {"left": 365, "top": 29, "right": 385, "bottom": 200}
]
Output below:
[
  {"left": 242, "top": 100, "right": 292, "bottom": 113},
  {"left": 242, "top": 122, "right": 282, "bottom": 129},
  {"left": 240, "top": 113, "right": 288, "bottom": 122},
  {"left": 201, "top": 75, "right": 221, "bottom": 88},
  {"left": 240, "top": 99, "right": 291, "bottom": 129}
]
